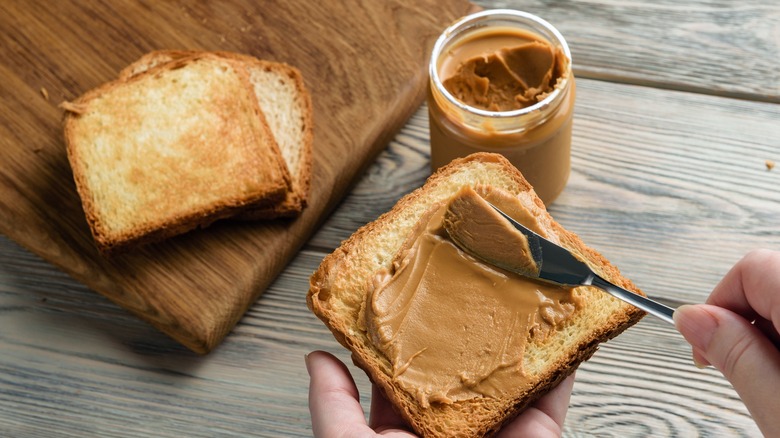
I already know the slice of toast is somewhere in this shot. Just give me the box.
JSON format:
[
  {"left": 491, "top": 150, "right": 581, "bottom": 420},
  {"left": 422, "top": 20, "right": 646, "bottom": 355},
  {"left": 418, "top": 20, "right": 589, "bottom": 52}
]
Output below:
[
  {"left": 62, "top": 53, "right": 291, "bottom": 254},
  {"left": 308, "top": 153, "right": 645, "bottom": 437},
  {"left": 120, "top": 50, "right": 313, "bottom": 219}
]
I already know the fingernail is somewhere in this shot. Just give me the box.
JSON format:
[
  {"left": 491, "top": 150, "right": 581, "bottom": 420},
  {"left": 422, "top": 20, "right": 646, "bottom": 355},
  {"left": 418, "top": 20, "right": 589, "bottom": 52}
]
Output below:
[
  {"left": 674, "top": 305, "right": 718, "bottom": 368},
  {"left": 691, "top": 347, "right": 711, "bottom": 369},
  {"left": 304, "top": 353, "right": 312, "bottom": 376}
]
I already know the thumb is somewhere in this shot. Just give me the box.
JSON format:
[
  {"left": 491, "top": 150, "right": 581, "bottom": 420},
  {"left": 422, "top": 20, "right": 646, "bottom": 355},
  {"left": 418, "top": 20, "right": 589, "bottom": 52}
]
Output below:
[{"left": 674, "top": 304, "right": 780, "bottom": 435}]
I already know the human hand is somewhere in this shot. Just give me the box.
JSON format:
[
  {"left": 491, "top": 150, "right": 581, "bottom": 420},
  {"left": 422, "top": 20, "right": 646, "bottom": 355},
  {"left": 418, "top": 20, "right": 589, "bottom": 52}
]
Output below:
[
  {"left": 674, "top": 249, "right": 780, "bottom": 437},
  {"left": 305, "top": 350, "right": 574, "bottom": 437}
]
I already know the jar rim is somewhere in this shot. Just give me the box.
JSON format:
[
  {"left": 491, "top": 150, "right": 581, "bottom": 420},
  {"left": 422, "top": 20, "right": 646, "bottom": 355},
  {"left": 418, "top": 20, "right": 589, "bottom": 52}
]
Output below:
[{"left": 429, "top": 9, "right": 572, "bottom": 119}]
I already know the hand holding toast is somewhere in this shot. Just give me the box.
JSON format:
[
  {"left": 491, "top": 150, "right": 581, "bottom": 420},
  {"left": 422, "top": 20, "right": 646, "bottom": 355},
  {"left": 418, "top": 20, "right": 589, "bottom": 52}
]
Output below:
[
  {"left": 307, "top": 154, "right": 645, "bottom": 436},
  {"left": 305, "top": 351, "right": 574, "bottom": 438},
  {"left": 674, "top": 249, "right": 780, "bottom": 437}
]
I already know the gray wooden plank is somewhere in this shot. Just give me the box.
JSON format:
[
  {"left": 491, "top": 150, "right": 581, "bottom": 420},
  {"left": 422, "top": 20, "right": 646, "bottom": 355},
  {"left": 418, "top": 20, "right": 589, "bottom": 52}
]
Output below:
[
  {"left": 568, "top": 317, "right": 760, "bottom": 437},
  {"left": 472, "top": 0, "right": 780, "bottom": 101}
]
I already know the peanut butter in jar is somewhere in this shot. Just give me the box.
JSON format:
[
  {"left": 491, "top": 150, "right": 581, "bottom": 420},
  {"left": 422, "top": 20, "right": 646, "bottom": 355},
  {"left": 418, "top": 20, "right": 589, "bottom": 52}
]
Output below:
[{"left": 428, "top": 10, "right": 575, "bottom": 205}]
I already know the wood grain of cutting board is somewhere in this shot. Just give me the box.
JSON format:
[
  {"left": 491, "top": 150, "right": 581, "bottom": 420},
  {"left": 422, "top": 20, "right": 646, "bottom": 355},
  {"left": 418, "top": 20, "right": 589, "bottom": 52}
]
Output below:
[{"left": 0, "top": 0, "right": 473, "bottom": 353}]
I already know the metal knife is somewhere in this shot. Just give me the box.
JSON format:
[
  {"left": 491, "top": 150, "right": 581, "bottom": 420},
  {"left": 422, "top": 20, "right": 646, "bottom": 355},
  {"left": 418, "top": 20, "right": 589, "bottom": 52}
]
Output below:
[{"left": 487, "top": 202, "right": 676, "bottom": 324}]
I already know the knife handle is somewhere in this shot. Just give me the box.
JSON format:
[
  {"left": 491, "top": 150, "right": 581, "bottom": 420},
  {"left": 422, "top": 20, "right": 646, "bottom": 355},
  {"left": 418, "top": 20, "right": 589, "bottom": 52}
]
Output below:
[{"left": 591, "top": 275, "right": 676, "bottom": 324}]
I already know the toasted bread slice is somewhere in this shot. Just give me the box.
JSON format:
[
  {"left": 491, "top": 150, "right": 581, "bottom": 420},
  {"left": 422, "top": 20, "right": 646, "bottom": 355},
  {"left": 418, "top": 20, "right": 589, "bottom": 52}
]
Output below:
[
  {"left": 121, "top": 50, "right": 313, "bottom": 219},
  {"left": 308, "top": 153, "right": 645, "bottom": 437},
  {"left": 63, "top": 53, "right": 291, "bottom": 254}
]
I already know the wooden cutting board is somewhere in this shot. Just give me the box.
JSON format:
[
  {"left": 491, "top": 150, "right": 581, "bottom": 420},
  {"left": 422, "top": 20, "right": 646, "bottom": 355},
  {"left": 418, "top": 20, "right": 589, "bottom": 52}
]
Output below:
[{"left": 0, "top": 0, "right": 473, "bottom": 354}]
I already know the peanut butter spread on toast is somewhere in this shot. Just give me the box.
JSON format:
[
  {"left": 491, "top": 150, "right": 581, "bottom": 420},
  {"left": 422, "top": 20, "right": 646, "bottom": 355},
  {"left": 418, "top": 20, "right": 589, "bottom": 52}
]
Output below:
[{"left": 362, "top": 186, "right": 582, "bottom": 408}]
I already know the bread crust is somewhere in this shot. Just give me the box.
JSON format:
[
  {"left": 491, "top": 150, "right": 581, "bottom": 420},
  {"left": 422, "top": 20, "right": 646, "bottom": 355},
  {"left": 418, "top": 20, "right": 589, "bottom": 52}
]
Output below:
[
  {"left": 62, "top": 52, "right": 291, "bottom": 254},
  {"left": 308, "top": 153, "right": 645, "bottom": 437},
  {"left": 237, "top": 60, "right": 313, "bottom": 219}
]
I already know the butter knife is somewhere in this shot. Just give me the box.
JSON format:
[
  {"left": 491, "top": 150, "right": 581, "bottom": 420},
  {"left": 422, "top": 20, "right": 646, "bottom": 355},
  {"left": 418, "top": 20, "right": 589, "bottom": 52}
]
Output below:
[{"left": 488, "top": 202, "right": 676, "bottom": 324}]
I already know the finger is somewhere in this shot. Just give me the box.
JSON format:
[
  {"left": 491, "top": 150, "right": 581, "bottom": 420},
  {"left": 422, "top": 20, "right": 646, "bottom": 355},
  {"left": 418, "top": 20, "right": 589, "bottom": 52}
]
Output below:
[
  {"left": 532, "top": 373, "right": 575, "bottom": 427},
  {"left": 674, "top": 304, "right": 780, "bottom": 436},
  {"left": 495, "top": 373, "right": 575, "bottom": 438},
  {"left": 368, "top": 384, "right": 410, "bottom": 432},
  {"left": 707, "top": 249, "right": 780, "bottom": 332},
  {"left": 306, "top": 351, "right": 372, "bottom": 437}
]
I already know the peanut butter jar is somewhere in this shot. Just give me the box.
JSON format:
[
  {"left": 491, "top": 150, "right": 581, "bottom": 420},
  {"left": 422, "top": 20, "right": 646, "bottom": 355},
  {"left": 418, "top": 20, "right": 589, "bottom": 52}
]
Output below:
[{"left": 428, "top": 9, "right": 575, "bottom": 204}]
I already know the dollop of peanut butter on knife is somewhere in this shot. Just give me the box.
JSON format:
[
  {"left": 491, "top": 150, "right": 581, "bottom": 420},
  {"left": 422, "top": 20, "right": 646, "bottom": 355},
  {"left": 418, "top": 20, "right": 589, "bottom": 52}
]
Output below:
[{"left": 444, "top": 185, "right": 543, "bottom": 277}]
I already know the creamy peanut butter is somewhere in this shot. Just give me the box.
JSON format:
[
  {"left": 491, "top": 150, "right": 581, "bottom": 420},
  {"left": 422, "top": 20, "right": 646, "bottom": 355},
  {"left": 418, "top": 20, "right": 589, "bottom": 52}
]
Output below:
[
  {"left": 441, "top": 31, "right": 566, "bottom": 112},
  {"left": 362, "top": 186, "right": 582, "bottom": 408}
]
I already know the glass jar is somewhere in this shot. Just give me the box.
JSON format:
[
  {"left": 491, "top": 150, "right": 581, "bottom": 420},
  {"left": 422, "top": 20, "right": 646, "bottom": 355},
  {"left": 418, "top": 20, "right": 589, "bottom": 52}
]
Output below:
[{"left": 428, "top": 9, "right": 575, "bottom": 205}]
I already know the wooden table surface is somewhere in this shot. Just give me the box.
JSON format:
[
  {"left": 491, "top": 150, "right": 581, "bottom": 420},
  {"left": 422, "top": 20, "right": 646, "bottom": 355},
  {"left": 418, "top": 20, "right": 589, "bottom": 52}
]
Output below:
[{"left": 2, "top": 0, "right": 777, "bottom": 436}]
